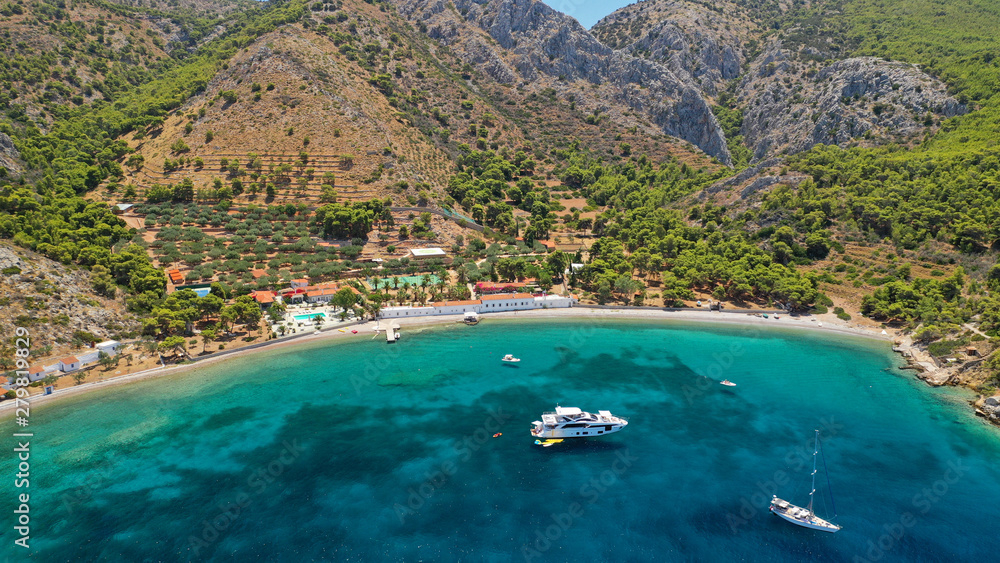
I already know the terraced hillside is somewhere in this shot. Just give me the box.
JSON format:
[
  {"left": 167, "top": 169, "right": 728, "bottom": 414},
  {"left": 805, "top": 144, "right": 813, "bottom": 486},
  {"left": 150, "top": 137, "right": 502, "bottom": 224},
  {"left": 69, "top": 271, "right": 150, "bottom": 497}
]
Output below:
[{"left": 94, "top": 0, "right": 722, "bottom": 237}]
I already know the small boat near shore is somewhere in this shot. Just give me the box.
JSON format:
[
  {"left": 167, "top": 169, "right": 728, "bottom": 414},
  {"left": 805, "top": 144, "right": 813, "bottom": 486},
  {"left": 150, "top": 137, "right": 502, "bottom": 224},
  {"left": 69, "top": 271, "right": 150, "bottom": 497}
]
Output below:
[
  {"left": 501, "top": 354, "right": 520, "bottom": 363},
  {"left": 721, "top": 380, "right": 736, "bottom": 387}
]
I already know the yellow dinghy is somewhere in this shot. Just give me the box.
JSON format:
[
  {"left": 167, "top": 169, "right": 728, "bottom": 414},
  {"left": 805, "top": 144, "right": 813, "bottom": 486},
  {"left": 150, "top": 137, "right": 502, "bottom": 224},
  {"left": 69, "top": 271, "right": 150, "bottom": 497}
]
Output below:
[{"left": 533, "top": 439, "right": 564, "bottom": 447}]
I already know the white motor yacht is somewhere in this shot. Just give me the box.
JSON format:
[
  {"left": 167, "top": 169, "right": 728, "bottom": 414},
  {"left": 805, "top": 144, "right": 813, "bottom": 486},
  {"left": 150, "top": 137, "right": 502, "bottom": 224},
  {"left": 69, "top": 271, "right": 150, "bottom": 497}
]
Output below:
[{"left": 530, "top": 406, "right": 627, "bottom": 439}]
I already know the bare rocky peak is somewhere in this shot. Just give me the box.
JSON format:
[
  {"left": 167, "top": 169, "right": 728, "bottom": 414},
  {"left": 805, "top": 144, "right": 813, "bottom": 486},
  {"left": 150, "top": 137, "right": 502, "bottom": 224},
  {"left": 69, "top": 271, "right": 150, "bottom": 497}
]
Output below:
[
  {"left": 592, "top": 0, "right": 762, "bottom": 97},
  {"left": 738, "top": 41, "right": 967, "bottom": 160},
  {"left": 393, "top": 0, "right": 733, "bottom": 165},
  {"left": 592, "top": 0, "right": 967, "bottom": 162}
]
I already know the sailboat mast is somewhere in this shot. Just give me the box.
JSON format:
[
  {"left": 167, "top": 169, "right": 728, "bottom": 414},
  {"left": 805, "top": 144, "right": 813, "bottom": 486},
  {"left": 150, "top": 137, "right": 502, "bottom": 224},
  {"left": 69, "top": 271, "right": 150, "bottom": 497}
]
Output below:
[{"left": 808, "top": 429, "right": 819, "bottom": 515}]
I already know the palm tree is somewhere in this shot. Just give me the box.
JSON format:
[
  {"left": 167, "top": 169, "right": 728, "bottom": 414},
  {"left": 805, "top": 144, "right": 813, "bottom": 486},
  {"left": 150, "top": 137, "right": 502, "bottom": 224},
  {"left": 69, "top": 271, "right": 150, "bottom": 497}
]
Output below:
[
  {"left": 436, "top": 270, "right": 447, "bottom": 293},
  {"left": 421, "top": 274, "right": 431, "bottom": 288},
  {"left": 392, "top": 276, "right": 401, "bottom": 289}
]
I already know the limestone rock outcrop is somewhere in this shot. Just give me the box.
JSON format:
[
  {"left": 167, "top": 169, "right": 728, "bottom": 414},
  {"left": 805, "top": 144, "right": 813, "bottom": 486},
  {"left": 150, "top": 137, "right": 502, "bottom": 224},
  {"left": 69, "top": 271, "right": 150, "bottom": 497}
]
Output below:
[
  {"left": 738, "top": 43, "right": 967, "bottom": 160},
  {"left": 393, "top": 0, "right": 733, "bottom": 165}
]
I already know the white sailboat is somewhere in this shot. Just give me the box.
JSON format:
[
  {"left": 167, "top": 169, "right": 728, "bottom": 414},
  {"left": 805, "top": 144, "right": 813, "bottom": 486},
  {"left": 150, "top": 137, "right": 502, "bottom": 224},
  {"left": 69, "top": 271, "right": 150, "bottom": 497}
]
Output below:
[{"left": 770, "top": 429, "right": 842, "bottom": 533}]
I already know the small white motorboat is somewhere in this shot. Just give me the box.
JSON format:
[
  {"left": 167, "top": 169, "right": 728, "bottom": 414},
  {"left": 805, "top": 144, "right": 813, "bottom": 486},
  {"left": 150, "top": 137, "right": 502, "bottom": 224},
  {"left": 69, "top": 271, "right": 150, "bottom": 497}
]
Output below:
[
  {"left": 720, "top": 380, "right": 736, "bottom": 387},
  {"left": 501, "top": 354, "right": 520, "bottom": 363}
]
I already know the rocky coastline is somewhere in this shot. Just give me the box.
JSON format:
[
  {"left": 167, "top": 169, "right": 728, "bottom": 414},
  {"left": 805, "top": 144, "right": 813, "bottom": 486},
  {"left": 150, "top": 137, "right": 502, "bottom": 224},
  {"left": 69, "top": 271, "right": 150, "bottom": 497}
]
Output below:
[{"left": 890, "top": 336, "right": 1000, "bottom": 428}]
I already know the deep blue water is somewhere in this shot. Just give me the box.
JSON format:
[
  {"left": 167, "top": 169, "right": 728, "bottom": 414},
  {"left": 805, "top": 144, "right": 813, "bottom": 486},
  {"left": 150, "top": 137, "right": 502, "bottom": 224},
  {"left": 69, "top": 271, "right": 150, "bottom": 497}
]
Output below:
[{"left": 3, "top": 319, "right": 1000, "bottom": 561}]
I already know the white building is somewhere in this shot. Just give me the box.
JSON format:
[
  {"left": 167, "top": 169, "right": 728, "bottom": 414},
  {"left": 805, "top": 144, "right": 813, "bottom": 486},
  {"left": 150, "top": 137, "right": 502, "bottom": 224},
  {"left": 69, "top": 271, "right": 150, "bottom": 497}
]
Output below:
[
  {"left": 27, "top": 365, "right": 48, "bottom": 383},
  {"left": 59, "top": 356, "right": 82, "bottom": 373},
  {"left": 378, "top": 293, "right": 576, "bottom": 319},
  {"left": 380, "top": 305, "right": 437, "bottom": 318},
  {"left": 409, "top": 247, "right": 446, "bottom": 259},
  {"left": 96, "top": 340, "right": 121, "bottom": 356},
  {"left": 305, "top": 287, "right": 339, "bottom": 303},
  {"left": 304, "top": 285, "right": 361, "bottom": 304}
]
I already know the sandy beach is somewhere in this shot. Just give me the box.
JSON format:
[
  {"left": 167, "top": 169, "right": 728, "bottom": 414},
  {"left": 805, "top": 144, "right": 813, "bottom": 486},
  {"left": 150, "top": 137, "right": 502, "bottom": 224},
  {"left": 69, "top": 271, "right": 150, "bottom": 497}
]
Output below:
[{"left": 0, "top": 307, "right": 895, "bottom": 414}]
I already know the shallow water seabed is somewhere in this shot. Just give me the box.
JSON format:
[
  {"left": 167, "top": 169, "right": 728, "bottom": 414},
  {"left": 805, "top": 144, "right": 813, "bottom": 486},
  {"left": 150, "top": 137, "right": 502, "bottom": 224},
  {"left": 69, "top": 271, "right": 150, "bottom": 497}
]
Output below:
[{"left": 5, "top": 318, "right": 1000, "bottom": 561}]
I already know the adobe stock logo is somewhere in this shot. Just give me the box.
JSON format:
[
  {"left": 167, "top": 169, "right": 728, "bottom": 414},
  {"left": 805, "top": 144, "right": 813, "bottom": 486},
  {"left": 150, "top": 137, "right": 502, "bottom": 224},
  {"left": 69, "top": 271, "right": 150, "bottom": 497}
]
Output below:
[{"left": 853, "top": 459, "right": 969, "bottom": 562}]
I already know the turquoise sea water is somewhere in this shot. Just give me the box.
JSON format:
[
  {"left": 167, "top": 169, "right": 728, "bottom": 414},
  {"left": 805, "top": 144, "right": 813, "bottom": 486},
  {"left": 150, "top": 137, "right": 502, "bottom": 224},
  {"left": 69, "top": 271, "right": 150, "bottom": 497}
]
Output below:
[{"left": 4, "top": 319, "right": 1000, "bottom": 561}]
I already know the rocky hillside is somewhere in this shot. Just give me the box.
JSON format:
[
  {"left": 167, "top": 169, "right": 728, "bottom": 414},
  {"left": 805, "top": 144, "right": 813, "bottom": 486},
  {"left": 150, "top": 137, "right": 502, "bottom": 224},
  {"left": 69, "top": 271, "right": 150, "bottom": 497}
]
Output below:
[
  {"left": 392, "top": 0, "right": 733, "bottom": 165},
  {"left": 735, "top": 41, "right": 966, "bottom": 160},
  {"left": 592, "top": 0, "right": 966, "bottom": 163},
  {"left": 591, "top": 0, "right": 776, "bottom": 97},
  {"left": 115, "top": 0, "right": 724, "bottom": 213},
  {"left": 0, "top": 244, "right": 139, "bottom": 361}
]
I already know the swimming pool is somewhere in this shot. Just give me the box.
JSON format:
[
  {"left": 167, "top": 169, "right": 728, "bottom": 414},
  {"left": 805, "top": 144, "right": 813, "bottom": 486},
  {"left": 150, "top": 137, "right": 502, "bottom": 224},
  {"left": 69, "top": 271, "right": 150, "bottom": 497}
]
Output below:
[
  {"left": 369, "top": 275, "right": 440, "bottom": 288},
  {"left": 293, "top": 312, "right": 326, "bottom": 321}
]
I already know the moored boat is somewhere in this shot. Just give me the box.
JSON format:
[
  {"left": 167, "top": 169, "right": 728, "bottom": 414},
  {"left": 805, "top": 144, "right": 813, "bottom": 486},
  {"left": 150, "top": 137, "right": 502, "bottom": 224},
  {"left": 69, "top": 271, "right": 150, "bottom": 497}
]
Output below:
[
  {"left": 770, "top": 430, "right": 842, "bottom": 533},
  {"left": 530, "top": 406, "right": 627, "bottom": 439}
]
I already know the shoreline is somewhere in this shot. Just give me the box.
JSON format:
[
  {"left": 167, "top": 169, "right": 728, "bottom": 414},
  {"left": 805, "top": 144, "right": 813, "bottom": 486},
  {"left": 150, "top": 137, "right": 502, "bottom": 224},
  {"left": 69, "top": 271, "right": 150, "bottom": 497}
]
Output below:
[{"left": 0, "top": 307, "right": 895, "bottom": 414}]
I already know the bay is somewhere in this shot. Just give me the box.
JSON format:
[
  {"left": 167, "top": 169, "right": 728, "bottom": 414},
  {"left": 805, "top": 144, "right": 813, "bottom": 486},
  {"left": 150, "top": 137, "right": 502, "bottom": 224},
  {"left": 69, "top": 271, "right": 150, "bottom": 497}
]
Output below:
[{"left": 4, "top": 319, "right": 999, "bottom": 561}]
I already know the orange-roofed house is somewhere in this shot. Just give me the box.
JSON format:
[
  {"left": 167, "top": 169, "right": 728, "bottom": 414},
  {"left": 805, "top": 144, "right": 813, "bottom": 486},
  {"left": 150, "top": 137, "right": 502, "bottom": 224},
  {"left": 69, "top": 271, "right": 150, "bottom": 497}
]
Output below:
[
  {"left": 304, "top": 286, "right": 340, "bottom": 303},
  {"left": 167, "top": 269, "right": 184, "bottom": 285},
  {"left": 304, "top": 285, "right": 362, "bottom": 303},
  {"left": 290, "top": 279, "right": 309, "bottom": 289},
  {"left": 59, "top": 356, "right": 82, "bottom": 373},
  {"left": 252, "top": 291, "right": 276, "bottom": 307},
  {"left": 28, "top": 365, "right": 47, "bottom": 382}
]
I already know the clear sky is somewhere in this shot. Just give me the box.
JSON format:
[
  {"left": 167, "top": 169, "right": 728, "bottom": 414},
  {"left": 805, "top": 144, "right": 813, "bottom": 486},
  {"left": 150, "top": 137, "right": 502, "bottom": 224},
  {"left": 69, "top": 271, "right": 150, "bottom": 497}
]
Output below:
[{"left": 541, "top": 0, "right": 640, "bottom": 29}]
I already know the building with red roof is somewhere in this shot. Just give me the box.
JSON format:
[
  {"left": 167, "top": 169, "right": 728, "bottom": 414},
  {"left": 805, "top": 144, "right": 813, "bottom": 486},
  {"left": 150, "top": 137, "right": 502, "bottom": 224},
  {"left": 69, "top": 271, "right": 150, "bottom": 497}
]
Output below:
[
  {"left": 59, "top": 356, "right": 82, "bottom": 373},
  {"left": 28, "top": 365, "right": 47, "bottom": 382},
  {"left": 167, "top": 269, "right": 184, "bottom": 285},
  {"left": 251, "top": 291, "right": 276, "bottom": 306},
  {"left": 380, "top": 293, "right": 577, "bottom": 318}
]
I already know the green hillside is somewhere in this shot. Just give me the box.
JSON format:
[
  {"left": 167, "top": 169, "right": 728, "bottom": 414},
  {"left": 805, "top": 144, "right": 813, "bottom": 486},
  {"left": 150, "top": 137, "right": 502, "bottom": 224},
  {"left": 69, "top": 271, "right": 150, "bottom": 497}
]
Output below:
[
  {"left": 780, "top": 0, "right": 1000, "bottom": 152},
  {"left": 0, "top": 0, "right": 997, "bottom": 392}
]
